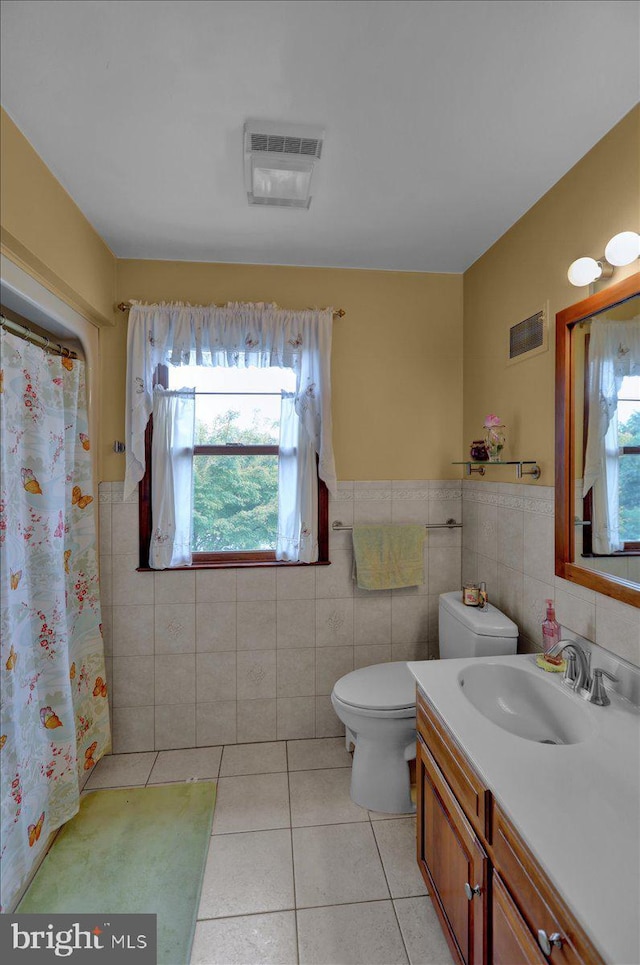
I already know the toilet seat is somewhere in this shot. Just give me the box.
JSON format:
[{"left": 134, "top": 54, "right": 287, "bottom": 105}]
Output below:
[{"left": 332, "top": 662, "right": 416, "bottom": 713}]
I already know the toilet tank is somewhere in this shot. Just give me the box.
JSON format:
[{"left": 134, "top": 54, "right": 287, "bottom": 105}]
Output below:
[{"left": 438, "top": 591, "right": 518, "bottom": 658}]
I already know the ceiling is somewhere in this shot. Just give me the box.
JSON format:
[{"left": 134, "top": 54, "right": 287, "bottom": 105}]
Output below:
[{"left": 1, "top": 0, "right": 638, "bottom": 272}]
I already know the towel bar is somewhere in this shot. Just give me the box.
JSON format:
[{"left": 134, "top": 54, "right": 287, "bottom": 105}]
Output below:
[{"left": 332, "top": 518, "right": 462, "bottom": 531}]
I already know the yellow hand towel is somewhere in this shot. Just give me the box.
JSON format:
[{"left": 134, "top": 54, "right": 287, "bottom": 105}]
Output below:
[{"left": 352, "top": 525, "right": 426, "bottom": 591}]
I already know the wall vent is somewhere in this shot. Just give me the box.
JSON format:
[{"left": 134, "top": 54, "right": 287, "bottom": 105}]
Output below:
[{"left": 507, "top": 305, "right": 548, "bottom": 364}]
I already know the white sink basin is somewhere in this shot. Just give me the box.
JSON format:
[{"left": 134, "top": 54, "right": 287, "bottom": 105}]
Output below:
[{"left": 458, "top": 663, "right": 594, "bottom": 744}]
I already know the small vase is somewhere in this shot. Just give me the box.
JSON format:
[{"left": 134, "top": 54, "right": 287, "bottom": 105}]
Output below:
[
  {"left": 485, "top": 426, "right": 506, "bottom": 462},
  {"left": 469, "top": 440, "right": 489, "bottom": 461}
]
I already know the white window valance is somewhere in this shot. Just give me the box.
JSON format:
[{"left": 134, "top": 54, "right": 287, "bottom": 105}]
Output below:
[{"left": 124, "top": 301, "right": 337, "bottom": 501}]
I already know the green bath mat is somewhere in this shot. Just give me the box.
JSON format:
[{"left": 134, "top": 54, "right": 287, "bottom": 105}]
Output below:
[{"left": 18, "top": 782, "right": 216, "bottom": 965}]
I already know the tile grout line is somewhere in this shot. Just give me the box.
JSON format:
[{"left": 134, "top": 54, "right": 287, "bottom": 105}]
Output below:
[
  {"left": 144, "top": 751, "right": 159, "bottom": 787},
  {"left": 285, "top": 743, "right": 301, "bottom": 965},
  {"left": 369, "top": 812, "right": 412, "bottom": 965},
  {"left": 195, "top": 894, "right": 408, "bottom": 924}
]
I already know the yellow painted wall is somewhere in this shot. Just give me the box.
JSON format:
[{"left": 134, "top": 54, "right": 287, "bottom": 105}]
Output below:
[
  {"left": 0, "top": 108, "right": 116, "bottom": 326},
  {"left": 101, "top": 261, "right": 463, "bottom": 481},
  {"left": 463, "top": 106, "right": 640, "bottom": 481}
]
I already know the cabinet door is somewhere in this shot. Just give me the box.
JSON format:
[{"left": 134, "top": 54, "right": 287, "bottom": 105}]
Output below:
[
  {"left": 492, "top": 804, "right": 604, "bottom": 965},
  {"left": 417, "top": 735, "right": 487, "bottom": 965},
  {"left": 493, "top": 871, "right": 546, "bottom": 965}
]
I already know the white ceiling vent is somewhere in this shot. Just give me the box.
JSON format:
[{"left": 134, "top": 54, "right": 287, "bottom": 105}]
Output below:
[
  {"left": 507, "top": 304, "right": 549, "bottom": 365},
  {"left": 244, "top": 120, "right": 325, "bottom": 209}
]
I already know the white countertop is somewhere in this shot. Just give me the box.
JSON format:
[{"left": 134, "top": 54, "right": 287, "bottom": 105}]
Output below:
[{"left": 408, "top": 654, "right": 640, "bottom": 965}]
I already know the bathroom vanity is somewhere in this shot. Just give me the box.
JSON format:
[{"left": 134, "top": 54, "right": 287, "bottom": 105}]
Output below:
[{"left": 408, "top": 655, "right": 640, "bottom": 965}]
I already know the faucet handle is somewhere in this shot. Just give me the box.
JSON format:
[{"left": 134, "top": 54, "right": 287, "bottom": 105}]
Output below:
[{"left": 587, "top": 668, "right": 618, "bottom": 706}]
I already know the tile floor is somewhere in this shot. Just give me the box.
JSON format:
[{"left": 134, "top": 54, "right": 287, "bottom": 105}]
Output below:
[{"left": 85, "top": 739, "right": 453, "bottom": 965}]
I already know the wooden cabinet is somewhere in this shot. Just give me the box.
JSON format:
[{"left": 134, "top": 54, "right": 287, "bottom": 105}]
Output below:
[
  {"left": 416, "top": 688, "right": 604, "bottom": 965},
  {"left": 417, "top": 734, "right": 487, "bottom": 964},
  {"left": 491, "top": 804, "right": 602, "bottom": 965},
  {"left": 492, "top": 871, "right": 546, "bottom": 965}
]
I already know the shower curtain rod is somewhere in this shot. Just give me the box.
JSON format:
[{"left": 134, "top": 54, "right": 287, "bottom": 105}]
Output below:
[
  {"left": 116, "top": 300, "right": 346, "bottom": 318},
  {"left": 0, "top": 315, "right": 78, "bottom": 360}
]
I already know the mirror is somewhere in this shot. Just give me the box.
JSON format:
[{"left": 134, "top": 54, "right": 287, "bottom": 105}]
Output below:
[{"left": 556, "top": 272, "right": 640, "bottom": 607}]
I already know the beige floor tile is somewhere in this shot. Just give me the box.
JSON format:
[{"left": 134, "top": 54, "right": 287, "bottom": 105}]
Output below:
[
  {"left": 148, "top": 746, "right": 222, "bottom": 784},
  {"left": 289, "top": 767, "right": 368, "bottom": 826},
  {"left": 84, "top": 752, "right": 157, "bottom": 789},
  {"left": 394, "top": 897, "right": 454, "bottom": 965},
  {"left": 292, "top": 823, "right": 389, "bottom": 908},
  {"left": 198, "top": 829, "right": 294, "bottom": 919},
  {"left": 190, "top": 911, "right": 297, "bottom": 965},
  {"left": 220, "top": 741, "right": 287, "bottom": 776},
  {"left": 287, "top": 737, "right": 352, "bottom": 771},
  {"left": 297, "top": 900, "right": 408, "bottom": 964},
  {"left": 212, "top": 772, "right": 290, "bottom": 834},
  {"left": 372, "top": 818, "right": 427, "bottom": 898}
]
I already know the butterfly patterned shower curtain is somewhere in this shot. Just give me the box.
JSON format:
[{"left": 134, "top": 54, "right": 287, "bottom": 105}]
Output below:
[{"left": 0, "top": 329, "right": 111, "bottom": 911}]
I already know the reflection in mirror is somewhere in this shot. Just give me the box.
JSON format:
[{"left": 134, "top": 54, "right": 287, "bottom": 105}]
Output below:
[
  {"left": 556, "top": 273, "right": 640, "bottom": 607},
  {"left": 574, "top": 296, "right": 640, "bottom": 583}
]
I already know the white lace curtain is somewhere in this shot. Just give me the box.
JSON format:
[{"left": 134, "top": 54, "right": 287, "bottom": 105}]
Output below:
[
  {"left": 150, "top": 387, "right": 195, "bottom": 568},
  {"left": 124, "top": 302, "right": 337, "bottom": 565},
  {"left": 583, "top": 316, "right": 640, "bottom": 553}
]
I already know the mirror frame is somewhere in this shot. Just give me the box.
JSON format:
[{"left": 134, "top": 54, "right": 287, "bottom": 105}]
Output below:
[{"left": 555, "top": 270, "right": 640, "bottom": 608}]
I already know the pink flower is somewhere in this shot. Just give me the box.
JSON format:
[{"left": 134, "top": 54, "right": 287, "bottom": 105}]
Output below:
[{"left": 483, "top": 413, "right": 503, "bottom": 428}]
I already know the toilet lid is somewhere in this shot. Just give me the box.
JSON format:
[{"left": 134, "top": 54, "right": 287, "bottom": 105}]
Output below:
[{"left": 333, "top": 662, "right": 416, "bottom": 711}]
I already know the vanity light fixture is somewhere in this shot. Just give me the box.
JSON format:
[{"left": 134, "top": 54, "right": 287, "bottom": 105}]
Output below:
[
  {"left": 243, "top": 120, "right": 324, "bottom": 209},
  {"left": 568, "top": 230, "right": 639, "bottom": 286},
  {"left": 604, "top": 231, "right": 640, "bottom": 267},
  {"left": 567, "top": 257, "right": 606, "bottom": 287}
]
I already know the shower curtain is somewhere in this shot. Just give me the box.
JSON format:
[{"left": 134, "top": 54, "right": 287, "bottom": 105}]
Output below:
[{"left": 0, "top": 329, "right": 111, "bottom": 911}]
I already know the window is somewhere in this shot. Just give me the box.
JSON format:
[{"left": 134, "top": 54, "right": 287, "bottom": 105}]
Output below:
[
  {"left": 617, "top": 374, "right": 640, "bottom": 550},
  {"left": 582, "top": 364, "right": 640, "bottom": 556},
  {"left": 139, "top": 364, "right": 329, "bottom": 567}
]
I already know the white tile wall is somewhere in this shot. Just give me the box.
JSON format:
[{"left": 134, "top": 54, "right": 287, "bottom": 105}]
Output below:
[
  {"left": 99, "top": 479, "right": 463, "bottom": 751},
  {"left": 462, "top": 480, "right": 640, "bottom": 664}
]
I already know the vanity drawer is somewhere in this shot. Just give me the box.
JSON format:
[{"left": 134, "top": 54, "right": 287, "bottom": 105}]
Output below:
[
  {"left": 416, "top": 688, "right": 489, "bottom": 840},
  {"left": 491, "top": 804, "right": 604, "bottom": 965}
]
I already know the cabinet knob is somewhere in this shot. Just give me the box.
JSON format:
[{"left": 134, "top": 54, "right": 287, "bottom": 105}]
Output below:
[
  {"left": 537, "top": 930, "right": 563, "bottom": 956},
  {"left": 464, "top": 882, "right": 481, "bottom": 900}
]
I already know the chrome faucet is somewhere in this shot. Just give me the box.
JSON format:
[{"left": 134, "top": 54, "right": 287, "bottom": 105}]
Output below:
[
  {"left": 545, "top": 640, "right": 618, "bottom": 704},
  {"left": 545, "top": 640, "right": 591, "bottom": 691}
]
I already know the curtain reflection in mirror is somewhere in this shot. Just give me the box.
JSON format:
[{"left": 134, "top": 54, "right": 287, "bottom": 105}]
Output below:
[{"left": 583, "top": 316, "right": 640, "bottom": 553}]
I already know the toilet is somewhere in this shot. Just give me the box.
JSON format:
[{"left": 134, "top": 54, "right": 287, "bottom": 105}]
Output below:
[{"left": 331, "top": 590, "right": 518, "bottom": 813}]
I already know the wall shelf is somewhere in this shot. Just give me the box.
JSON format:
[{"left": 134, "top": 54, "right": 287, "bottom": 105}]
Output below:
[{"left": 452, "top": 460, "right": 541, "bottom": 480}]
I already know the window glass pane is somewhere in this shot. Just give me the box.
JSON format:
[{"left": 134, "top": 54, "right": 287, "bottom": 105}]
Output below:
[
  {"left": 192, "top": 454, "right": 278, "bottom": 552},
  {"left": 168, "top": 365, "right": 296, "bottom": 445},
  {"left": 617, "top": 374, "right": 640, "bottom": 402},
  {"left": 619, "top": 454, "right": 640, "bottom": 542},
  {"left": 618, "top": 376, "right": 640, "bottom": 543}
]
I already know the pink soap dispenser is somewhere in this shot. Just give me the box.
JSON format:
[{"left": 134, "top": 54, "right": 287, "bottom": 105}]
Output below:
[{"left": 542, "top": 599, "right": 562, "bottom": 664}]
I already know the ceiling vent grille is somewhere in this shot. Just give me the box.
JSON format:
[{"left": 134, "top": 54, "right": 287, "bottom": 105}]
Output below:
[
  {"left": 249, "top": 133, "right": 323, "bottom": 159},
  {"left": 244, "top": 120, "right": 325, "bottom": 209}
]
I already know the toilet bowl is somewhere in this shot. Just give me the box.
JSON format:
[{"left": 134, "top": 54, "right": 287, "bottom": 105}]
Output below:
[
  {"left": 331, "top": 662, "right": 417, "bottom": 814},
  {"left": 331, "top": 591, "right": 519, "bottom": 812}
]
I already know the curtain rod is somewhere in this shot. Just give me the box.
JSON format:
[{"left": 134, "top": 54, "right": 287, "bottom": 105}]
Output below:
[
  {"left": 116, "top": 300, "right": 346, "bottom": 318},
  {"left": 0, "top": 316, "right": 78, "bottom": 360}
]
